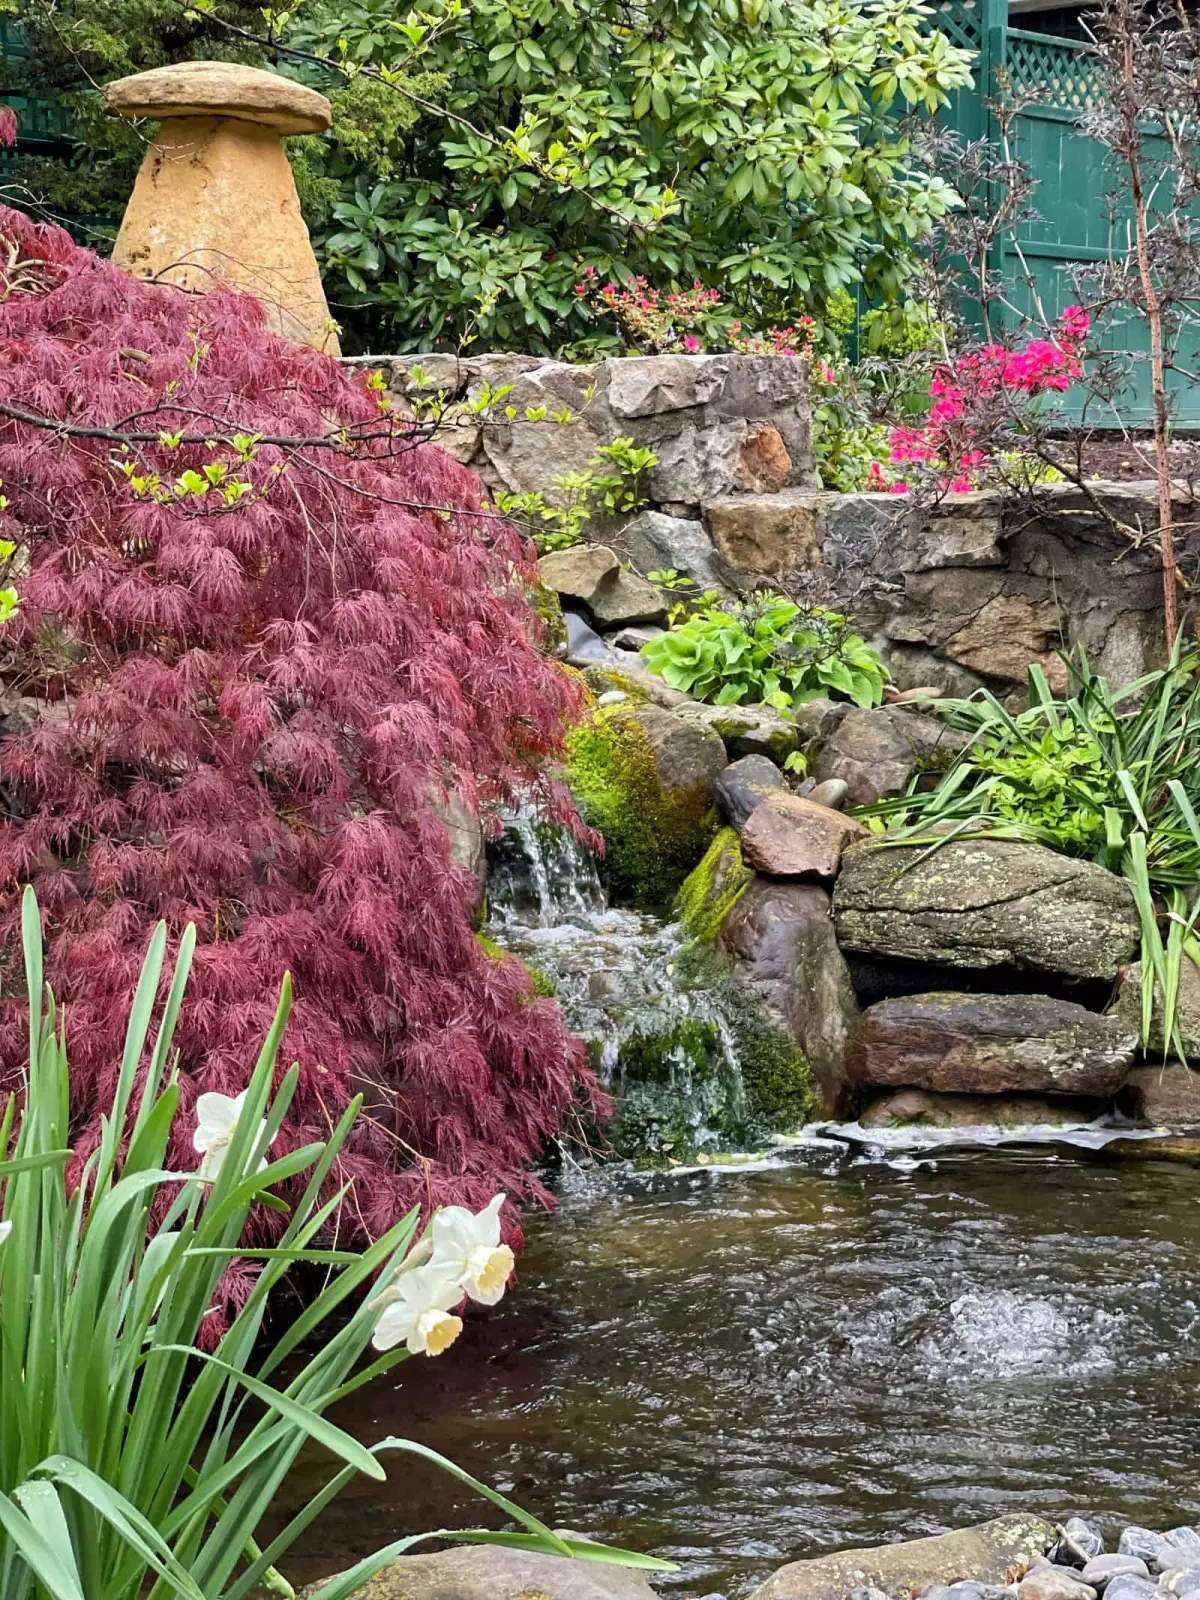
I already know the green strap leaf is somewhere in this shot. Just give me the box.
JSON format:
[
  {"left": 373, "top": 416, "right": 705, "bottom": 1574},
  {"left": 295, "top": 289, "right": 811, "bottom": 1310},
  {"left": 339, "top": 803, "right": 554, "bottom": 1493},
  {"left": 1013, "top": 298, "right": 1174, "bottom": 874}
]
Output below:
[{"left": 0, "top": 1486, "right": 86, "bottom": 1600}]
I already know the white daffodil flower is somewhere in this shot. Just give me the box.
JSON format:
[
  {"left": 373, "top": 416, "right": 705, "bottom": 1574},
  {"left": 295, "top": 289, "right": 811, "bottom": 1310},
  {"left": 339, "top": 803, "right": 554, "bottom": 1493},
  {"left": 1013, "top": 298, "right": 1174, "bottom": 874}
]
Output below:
[
  {"left": 192, "top": 1089, "right": 275, "bottom": 1181},
  {"left": 0, "top": 1219, "right": 11, "bottom": 1245},
  {"left": 370, "top": 1264, "right": 465, "bottom": 1356},
  {"left": 430, "top": 1192, "right": 515, "bottom": 1307}
]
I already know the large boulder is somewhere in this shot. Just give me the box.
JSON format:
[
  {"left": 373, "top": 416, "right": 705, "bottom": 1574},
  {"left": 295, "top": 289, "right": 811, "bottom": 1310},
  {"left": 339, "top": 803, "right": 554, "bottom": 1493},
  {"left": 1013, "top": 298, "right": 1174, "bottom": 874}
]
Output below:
[
  {"left": 834, "top": 836, "right": 1140, "bottom": 980},
  {"left": 845, "top": 991, "right": 1138, "bottom": 1096},
  {"left": 808, "top": 705, "right": 966, "bottom": 807},
  {"left": 740, "top": 792, "right": 869, "bottom": 878},
  {"left": 300, "top": 1546, "right": 661, "bottom": 1600},
  {"left": 720, "top": 879, "right": 858, "bottom": 1108},
  {"left": 712, "top": 753, "right": 787, "bottom": 829},
  {"left": 751, "top": 1516, "right": 1056, "bottom": 1600}
]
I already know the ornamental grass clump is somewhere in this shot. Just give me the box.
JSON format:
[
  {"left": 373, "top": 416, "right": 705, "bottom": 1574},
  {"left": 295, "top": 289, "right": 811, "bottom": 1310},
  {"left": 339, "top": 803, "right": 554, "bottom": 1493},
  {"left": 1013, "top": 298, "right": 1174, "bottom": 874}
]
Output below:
[
  {"left": 866, "top": 642, "right": 1200, "bottom": 1059},
  {"left": 0, "top": 887, "right": 668, "bottom": 1600}
]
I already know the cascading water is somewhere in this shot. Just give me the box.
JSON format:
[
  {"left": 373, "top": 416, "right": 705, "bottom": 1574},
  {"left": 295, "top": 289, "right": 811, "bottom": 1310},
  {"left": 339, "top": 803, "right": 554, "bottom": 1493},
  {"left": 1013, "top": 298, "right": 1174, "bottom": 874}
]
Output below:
[{"left": 484, "top": 809, "right": 778, "bottom": 1159}]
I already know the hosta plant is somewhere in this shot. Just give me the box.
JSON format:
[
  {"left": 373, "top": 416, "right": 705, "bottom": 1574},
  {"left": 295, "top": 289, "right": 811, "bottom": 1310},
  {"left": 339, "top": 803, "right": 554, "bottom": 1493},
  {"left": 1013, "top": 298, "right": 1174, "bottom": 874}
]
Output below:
[
  {"left": 0, "top": 887, "right": 668, "bottom": 1600},
  {"left": 639, "top": 595, "right": 888, "bottom": 711}
]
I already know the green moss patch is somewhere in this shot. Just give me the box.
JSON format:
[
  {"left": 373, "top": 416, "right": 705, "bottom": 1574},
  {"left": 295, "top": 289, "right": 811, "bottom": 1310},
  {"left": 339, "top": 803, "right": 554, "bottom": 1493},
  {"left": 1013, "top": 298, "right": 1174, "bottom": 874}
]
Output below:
[
  {"left": 475, "top": 932, "right": 557, "bottom": 999},
  {"left": 676, "top": 827, "right": 754, "bottom": 943},
  {"left": 566, "top": 704, "right": 718, "bottom": 907}
]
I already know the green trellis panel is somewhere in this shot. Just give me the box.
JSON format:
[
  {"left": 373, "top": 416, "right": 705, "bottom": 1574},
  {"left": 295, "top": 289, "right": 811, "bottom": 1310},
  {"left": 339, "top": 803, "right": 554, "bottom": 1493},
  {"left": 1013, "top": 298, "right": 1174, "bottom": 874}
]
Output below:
[{"left": 934, "top": 1, "right": 1200, "bottom": 427}]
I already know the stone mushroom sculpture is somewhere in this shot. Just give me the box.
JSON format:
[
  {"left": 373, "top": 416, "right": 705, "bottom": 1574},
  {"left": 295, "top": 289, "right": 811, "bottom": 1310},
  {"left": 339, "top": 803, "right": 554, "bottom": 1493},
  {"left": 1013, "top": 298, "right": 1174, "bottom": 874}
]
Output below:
[{"left": 103, "top": 61, "right": 339, "bottom": 354}]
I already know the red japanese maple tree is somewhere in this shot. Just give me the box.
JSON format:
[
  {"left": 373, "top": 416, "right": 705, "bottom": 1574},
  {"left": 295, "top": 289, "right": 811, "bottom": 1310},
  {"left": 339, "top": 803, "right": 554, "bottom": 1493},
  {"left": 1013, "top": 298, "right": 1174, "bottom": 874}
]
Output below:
[{"left": 0, "top": 204, "right": 600, "bottom": 1247}]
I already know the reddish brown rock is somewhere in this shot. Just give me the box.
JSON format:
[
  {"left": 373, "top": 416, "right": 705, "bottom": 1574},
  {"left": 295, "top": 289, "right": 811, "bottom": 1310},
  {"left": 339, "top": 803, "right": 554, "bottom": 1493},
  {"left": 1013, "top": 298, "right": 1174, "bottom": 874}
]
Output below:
[
  {"left": 739, "top": 791, "right": 868, "bottom": 878},
  {"left": 845, "top": 991, "right": 1137, "bottom": 1096},
  {"left": 736, "top": 422, "right": 792, "bottom": 493}
]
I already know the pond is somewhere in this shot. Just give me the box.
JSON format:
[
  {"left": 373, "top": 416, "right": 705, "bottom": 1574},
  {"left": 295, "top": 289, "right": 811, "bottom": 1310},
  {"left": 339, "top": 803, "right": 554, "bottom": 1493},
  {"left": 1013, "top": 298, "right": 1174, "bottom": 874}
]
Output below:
[{"left": 280, "top": 1146, "right": 1200, "bottom": 1595}]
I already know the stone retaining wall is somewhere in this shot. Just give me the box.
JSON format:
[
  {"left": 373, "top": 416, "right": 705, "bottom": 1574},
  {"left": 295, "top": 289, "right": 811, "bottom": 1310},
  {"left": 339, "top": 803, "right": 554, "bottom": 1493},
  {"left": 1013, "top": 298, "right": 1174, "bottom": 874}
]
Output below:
[{"left": 353, "top": 351, "right": 1190, "bottom": 695}]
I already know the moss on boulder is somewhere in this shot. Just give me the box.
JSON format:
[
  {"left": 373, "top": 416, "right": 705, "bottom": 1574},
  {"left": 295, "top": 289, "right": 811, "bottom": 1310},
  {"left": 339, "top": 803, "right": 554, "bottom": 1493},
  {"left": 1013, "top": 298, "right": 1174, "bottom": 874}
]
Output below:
[
  {"left": 530, "top": 579, "right": 568, "bottom": 656},
  {"left": 676, "top": 827, "right": 754, "bottom": 943},
  {"left": 566, "top": 701, "right": 725, "bottom": 907}
]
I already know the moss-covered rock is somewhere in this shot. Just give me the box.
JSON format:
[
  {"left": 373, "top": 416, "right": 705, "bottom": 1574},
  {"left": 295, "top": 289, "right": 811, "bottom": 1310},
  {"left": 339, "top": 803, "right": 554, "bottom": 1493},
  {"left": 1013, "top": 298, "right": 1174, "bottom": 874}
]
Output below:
[
  {"left": 676, "top": 827, "right": 754, "bottom": 943},
  {"left": 566, "top": 701, "right": 725, "bottom": 907}
]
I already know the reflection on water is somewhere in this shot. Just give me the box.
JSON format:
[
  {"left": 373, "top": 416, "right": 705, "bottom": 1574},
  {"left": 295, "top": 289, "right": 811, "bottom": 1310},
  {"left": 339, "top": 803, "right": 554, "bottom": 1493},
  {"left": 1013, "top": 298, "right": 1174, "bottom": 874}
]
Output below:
[{"left": 276, "top": 1150, "right": 1200, "bottom": 1595}]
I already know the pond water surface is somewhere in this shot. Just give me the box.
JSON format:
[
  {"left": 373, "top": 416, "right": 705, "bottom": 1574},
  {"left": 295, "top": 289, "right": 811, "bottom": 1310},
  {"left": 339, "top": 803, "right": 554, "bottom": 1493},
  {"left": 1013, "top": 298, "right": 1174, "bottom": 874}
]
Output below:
[{"left": 282, "top": 1147, "right": 1200, "bottom": 1595}]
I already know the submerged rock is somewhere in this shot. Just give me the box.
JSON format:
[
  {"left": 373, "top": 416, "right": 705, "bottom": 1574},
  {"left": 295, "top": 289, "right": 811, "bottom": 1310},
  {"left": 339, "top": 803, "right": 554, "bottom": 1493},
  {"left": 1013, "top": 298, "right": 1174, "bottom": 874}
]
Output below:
[
  {"left": 740, "top": 791, "right": 869, "bottom": 878},
  {"left": 845, "top": 992, "right": 1137, "bottom": 1096},
  {"left": 750, "top": 1515, "right": 1056, "bottom": 1600},
  {"left": 300, "top": 1545, "right": 662, "bottom": 1600},
  {"left": 834, "top": 836, "right": 1140, "bottom": 980}
]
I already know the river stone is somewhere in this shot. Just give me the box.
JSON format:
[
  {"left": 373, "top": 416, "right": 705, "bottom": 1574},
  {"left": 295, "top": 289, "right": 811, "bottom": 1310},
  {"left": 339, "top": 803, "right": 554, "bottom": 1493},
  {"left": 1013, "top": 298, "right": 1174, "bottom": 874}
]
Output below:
[
  {"left": 845, "top": 992, "right": 1138, "bottom": 1096},
  {"left": 712, "top": 754, "right": 786, "bottom": 829},
  {"left": 750, "top": 1515, "right": 1056, "bottom": 1600},
  {"left": 1102, "top": 1580, "right": 1157, "bottom": 1600},
  {"left": 1061, "top": 1521, "right": 1106, "bottom": 1564},
  {"left": 807, "top": 777, "right": 849, "bottom": 811},
  {"left": 833, "top": 836, "right": 1140, "bottom": 980},
  {"left": 808, "top": 705, "right": 967, "bottom": 807},
  {"left": 1158, "top": 1569, "right": 1200, "bottom": 1595},
  {"left": 299, "top": 1546, "right": 663, "bottom": 1600},
  {"left": 1084, "top": 1559, "right": 1149, "bottom": 1590},
  {"left": 720, "top": 879, "right": 858, "bottom": 1109},
  {"left": 1020, "top": 1569, "right": 1097, "bottom": 1600},
  {"left": 860, "top": 1087, "right": 1102, "bottom": 1130},
  {"left": 741, "top": 791, "right": 869, "bottom": 878},
  {"left": 1120, "top": 1533, "right": 1173, "bottom": 1567}
]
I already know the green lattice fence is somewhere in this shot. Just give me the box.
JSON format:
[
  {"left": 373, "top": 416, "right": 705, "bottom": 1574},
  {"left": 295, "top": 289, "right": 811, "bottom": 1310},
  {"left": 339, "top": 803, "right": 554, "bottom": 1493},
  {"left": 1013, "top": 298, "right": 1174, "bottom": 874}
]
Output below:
[{"left": 934, "top": 0, "right": 1200, "bottom": 426}]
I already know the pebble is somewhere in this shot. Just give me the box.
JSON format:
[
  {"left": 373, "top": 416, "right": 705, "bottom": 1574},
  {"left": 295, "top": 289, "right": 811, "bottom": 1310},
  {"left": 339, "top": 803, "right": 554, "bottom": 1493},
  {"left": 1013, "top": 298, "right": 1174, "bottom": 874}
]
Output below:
[
  {"left": 1122, "top": 1533, "right": 1174, "bottom": 1568},
  {"left": 1083, "top": 1558, "right": 1150, "bottom": 1590},
  {"left": 1019, "top": 1567, "right": 1098, "bottom": 1600},
  {"left": 806, "top": 777, "right": 849, "bottom": 811},
  {"left": 596, "top": 689, "right": 629, "bottom": 705}
]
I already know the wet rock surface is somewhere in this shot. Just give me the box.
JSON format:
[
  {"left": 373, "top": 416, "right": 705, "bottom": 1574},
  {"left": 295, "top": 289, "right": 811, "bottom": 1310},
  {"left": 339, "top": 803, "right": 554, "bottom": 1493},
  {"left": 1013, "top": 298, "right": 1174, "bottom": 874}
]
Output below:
[
  {"left": 740, "top": 792, "right": 869, "bottom": 878},
  {"left": 845, "top": 992, "right": 1137, "bottom": 1096}
]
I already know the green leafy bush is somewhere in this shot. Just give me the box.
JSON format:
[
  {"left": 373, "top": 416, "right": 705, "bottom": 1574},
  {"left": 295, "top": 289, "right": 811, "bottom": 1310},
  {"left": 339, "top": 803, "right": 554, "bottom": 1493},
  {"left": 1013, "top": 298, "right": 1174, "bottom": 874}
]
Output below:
[
  {"left": 494, "top": 437, "right": 657, "bottom": 553},
  {"left": 639, "top": 595, "right": 888, "bottom": 711},
  {"left": 0, "top": 888, "right": 667, "bottom": 1600},
  {"left": 866, "top": 646, "right": 1200, "bottom": 1059}
]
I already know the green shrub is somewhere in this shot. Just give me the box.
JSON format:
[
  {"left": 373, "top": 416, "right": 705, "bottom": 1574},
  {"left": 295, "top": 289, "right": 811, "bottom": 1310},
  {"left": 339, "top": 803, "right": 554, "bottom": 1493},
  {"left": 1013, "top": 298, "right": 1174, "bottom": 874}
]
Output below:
[
  {"left": 865, "top": 645, "right": 1200, "bottom": 1061},
  {"left": 0, "top": 889, "right": 666, "bottom": 1600},
  {"left": 640, "top": 594, "right": 888, "bottom": 710}
]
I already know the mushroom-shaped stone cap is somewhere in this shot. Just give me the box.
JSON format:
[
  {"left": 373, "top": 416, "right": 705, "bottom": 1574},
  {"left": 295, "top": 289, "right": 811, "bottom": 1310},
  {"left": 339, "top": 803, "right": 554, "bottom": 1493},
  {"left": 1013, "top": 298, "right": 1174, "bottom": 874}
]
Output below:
[{"left": 103, "top": 61, "right": 331, "bottom": 135}]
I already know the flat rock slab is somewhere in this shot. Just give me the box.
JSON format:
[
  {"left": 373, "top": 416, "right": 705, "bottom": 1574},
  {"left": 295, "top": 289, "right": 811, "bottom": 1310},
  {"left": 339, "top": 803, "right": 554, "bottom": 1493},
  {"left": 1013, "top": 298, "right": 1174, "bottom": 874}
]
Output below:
[
  {"left": 860, "top": 1086, "right": 1106, "bottom": 1129},
  {"left": 833, "top": 836, "right": 1140, "bottom": 980},
  {"left": 845, "top": 991, "right": 1137, "bottom": 1096},
  {"left": 741, "top": 791, "right": 869, "bottom": 877},
  {"left": 750, "top": 1515, "right": 1056, "bottom": 1600},
  {"left": 300, "top": 1546, "right": 662, "bottom": 1600}
]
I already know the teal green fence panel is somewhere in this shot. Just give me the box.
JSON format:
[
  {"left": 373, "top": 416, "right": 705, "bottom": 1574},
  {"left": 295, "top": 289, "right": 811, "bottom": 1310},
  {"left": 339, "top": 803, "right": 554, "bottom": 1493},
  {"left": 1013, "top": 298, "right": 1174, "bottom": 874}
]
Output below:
[{"left": 934, "top": 4, "right": 1200, "bottom": 427}]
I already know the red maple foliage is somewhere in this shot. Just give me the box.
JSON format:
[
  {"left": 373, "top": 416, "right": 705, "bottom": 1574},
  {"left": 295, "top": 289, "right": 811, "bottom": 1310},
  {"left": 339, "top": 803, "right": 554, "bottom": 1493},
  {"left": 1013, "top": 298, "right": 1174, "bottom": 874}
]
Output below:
[{"left": 0, "top": 204, "right": 602, "bottom": 1254}]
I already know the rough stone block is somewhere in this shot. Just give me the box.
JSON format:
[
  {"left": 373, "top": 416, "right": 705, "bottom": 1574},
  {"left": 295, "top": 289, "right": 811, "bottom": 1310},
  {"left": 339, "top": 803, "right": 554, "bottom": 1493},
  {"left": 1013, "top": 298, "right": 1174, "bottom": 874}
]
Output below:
[{"left": 705, "top": 488, "right": 821, "bottom": 576}]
